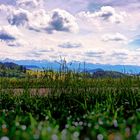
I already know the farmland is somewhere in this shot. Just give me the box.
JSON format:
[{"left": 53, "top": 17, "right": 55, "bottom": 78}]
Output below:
[{"left": 0, "top": 70, "right": 140, "bottom": 140}]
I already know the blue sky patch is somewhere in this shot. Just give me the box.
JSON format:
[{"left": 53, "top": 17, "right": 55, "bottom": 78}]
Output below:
[{"left": 129, "top": 38, "right": 140, "bottom": 49}]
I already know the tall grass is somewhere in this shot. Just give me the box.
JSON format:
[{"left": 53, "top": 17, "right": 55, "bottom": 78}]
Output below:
[{"left": 0, "top": 68, "right": 140, "bottom": 140}]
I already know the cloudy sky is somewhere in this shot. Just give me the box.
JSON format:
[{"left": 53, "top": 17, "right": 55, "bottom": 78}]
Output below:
[{"left": 0, "top": 0, "right": 140, "bottom": 65}]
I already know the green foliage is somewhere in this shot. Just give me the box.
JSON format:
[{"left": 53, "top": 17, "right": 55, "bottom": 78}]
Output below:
[
  {"left": 0, "top": 62, "right": 26, "bottom": 78},
  {"left": 0, "top": 72, "right": 140, "bottom": 139}
]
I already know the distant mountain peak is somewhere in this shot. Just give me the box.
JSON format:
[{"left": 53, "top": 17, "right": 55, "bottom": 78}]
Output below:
[{"left": 0, "top": 59, "right": 140, "bottom": 74}]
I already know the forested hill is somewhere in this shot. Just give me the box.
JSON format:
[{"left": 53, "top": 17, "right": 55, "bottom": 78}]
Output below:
[{"left": 0, "top": 62, "right": 26, "bottom": 77}]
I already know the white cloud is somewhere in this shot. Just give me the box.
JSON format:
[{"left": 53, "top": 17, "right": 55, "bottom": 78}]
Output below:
[
  {"left": 58, "top": 42, "right": 82, "bottom": 49},
  {"left": 78, "top": 6, "right": 126, "bottom": 24},
  {"left": 7, "top": 8, "right": 50, "bottom": 31},
  {"left": 16, "top": 0, "right": 44, "bottom": 10},
  {"left": 7, "top": 8, "right": 30, "bottom": 27},
  {"left": 0, "top": 4, "right": 12, "bottom": 13},
  {"left": 102, "top": 33, "right": 128, "bottom": 42},
  {"left": 95, "top": 6, "right": 126, "bottom": 24},
  {"left": 0, "top": 2, "right": 139, "bottom": 65},
  {"left": 5, "top": 6, "right": 79, "bottom": 33},
  {"left": 0, "top": 25, "right": 28, "bottom": 49},
  {"left": 85, "top": 51, "right": 105, "bottom": 58},
  {"left": 0, "top": 25, "right": 22, "bottom": 41},
  {"left": 26, "top": 9, "right": 50, "bottom": 31},
  {"left": 0, "top": 4, "right": 14, "bottom": 24},
  {"left": 46, "top": 9, "right": 79, "bottom": 33}
]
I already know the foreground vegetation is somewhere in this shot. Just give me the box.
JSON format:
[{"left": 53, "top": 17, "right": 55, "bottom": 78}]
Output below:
[{"left": 0, "top": 69, "right": 140, "bottom": 140}]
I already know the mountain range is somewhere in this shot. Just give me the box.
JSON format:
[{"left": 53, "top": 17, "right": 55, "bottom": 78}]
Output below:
[{"left": 1, "top": 58, "right": 140, "bottom": 74}]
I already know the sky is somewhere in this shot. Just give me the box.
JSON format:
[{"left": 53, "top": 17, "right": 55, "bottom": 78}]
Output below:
[{"left": 0, "top": 0, "right": 140, "bottom": 65}]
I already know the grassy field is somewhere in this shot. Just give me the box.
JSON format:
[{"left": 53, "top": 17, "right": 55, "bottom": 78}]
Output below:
[{"left": 0, "top": 71, "right": 140, "bottom": 140}]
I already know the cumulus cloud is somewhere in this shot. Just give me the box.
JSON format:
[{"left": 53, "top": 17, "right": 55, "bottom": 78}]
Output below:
[
  {"left": 0, "top": 4, "right": 12, "bottom": 13},
  {"left": 16, "top": 0, "right": 44, "bottom": 10},
  {"left": 58, "top": 42, "right": 82, "bottom": 49},
  {"left": 95, "top": 6, "right": 126, "bottom": 23},
  {"left": 28, "top": 9, "right": 50, "bottom": 31},
  {"left": 7, "top": 8, "right": 51, "bottom": 30},
  {"left": 0, "top": 4, "right": 30, "bottom": 26},
  {"left": 5, "top": 6, "right": 79, "bottom": 33},
  {"left": 7, "top": 9, "right": 29, "bottom": 26},
  {"left": 0, "top": 1, "right": 139, "bottom": 65},
  {"left": 0, "top": 25, "right": 21, "bottom": 41},
  {"left": 78, "top": 6, "right": 126, "bottom": 24},
  {"left": 0, "top": 4, "right": 14, "bottom": 23},
  {"left": 46, "top": 9, "right": 79, "bottom": 33},
  {"left": 102, "top": 33, "right": 128, "bottom": 42},
  {"left": 0, "top": 25, "right": 25, "bottom": 48}
]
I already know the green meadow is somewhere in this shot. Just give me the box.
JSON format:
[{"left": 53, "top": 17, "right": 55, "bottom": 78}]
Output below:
[{"left": 0, "top": 70, "right": 140, "bottom": 140}]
